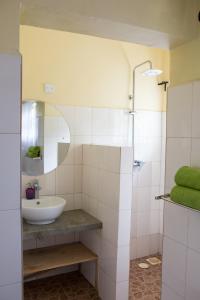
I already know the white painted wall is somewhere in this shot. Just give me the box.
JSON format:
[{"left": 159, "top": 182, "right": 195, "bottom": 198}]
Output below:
[
  {"left": 21, "top": 0, "right": 199, "bottom": 49},
  {"left": 0, "top": 0, "right": 20, "bottom": 52}
]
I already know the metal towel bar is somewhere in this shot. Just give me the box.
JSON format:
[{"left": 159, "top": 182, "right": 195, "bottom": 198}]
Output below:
[{"left": 155, "top": 194, "right": 170, "bottom": 200}]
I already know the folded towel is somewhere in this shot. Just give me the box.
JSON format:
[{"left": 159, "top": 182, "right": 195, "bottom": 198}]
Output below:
[
  {"left": 171, "top": 185, "right": 200, "bottom": 210},
  {"left": 175, "top": 166, "right": 200, "bottom": 191}
]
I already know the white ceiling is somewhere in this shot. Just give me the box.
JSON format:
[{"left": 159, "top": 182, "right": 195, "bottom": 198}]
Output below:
[{"left": 20, "top": 0, "right": 200, "bottom": 49}]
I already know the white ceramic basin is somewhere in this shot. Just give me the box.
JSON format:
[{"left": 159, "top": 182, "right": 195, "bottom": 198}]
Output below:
[{"left": 22, "top": 196, "right": 66, "bottom": 225}]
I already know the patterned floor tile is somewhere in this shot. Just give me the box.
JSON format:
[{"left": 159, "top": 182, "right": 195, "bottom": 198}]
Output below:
[{"left": 129, "top": 255, "right": 162, "bottom": 300}]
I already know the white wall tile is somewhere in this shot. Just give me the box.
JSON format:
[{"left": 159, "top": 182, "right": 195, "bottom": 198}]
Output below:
[
  {"left": 161, "top": 284, "right": 184, "bottom": 300},
  {"left": 188, "top": 210, "right": 200, "bottom": 253},
  {"left": 100, "top": 171, "right": 120, "bottom": 209},
  {"left": 161, "top": 112, "right": 166, "bottom": 138},
  {"left": 61, "top": 138, "right": 74, "bottom": 165},
  {"left": 92, "top": 108, "right": 124, "bottom": 137},
  {"left": 186, "top": 249, "right": 200, "bottom": 300},
  {"left": 98, "top": 268, "right": 116, "bottom": 300},
  {"left": 120, "top": 147, "right": 133, "bottom": 174},
  {"left": 74, "top": 193, "right": 82, "bottom": 209},
  {"left": 0, "top": 134, "right": 20, "bottom": 210},
  {"left": 99, "top": 239, "right": 117, "bottom": 281},
  {"left": 116, "top": 246, "right": 130, "bottom": 282},
  {"left": 116, "top": 281, "right": 129, "bottom": 300},
  {"left": 135, "top": 187, "right": 151, "bottom": 213},
  {"left": 118, "top": 210, "right": 131, "bottom": 246},
  {"left": 162, "top": 237, "right": 187, "bottom": 297},
  {"left": 74, "top": 135, "right": 92, "bottom": 145},
  {"left": 136, "top": 236, "right": 150, "bottom": 257},
  {"left": 103, "top": 146, "right": 121, "bottom": 173},
  {"left": 165, "top": 138, "right": 191, "bottom": 191},
  {"left": 151, "top": 186, "right": 160, "bottom": 211},
  {"left": 74, "top": 107, "right": 92, "bottom": 136},
  {"left": 192, "top": 81, "right": 200, "bottom": 138},
  {"left": 74, "top": 165, "right": 82, "bottom": 193},
  {"left": 149, "top": 233, "right": 160, "bottom": 254},
  {"left": 164, "top": 202, "right": 188, "bottom": 245},
  {"left": 131, "top": 212, "right": 137, "bottom": 238},
  {"left": 73, "top": 143, "right": 83, "bottom": 165},
  {"left": 0, "top": 210, "right": 22, "bottom": 286},
  {"left": 137, "top": 212, "right": 150, "bottom": 236},
  {"left": 135, "top": 111, "right": 162, "bottom": 138},
  {"left": 167, "top": 83, "right": 193, "bottom": 137},
  {"left": 56, "top": 105, "right": 75, "bottom": 135},
  {"left": 130, "top": 237, "right": 137, "bottom": 259},
  {"left": 119, "top": 173, "right": 132, "bottom": 210},
  {"left": 150, "top": 210, "right": 160, "bottom": 234},
  {"left": 62, "top": 194, "right": 74, "bottom": 211},
  {"left": 191, "top": 138, "right": 200, "bottom": 167},
  {"left": 137, "top": 163, "right": 152, "bottom": 187},
  {"left": 152, "top": 162, "right": 161, "bottom": 186},
  {"left": 56, "top": 165, "right": 74, "bottom": 194},
  {"left": 0, "top": 54, "right": 20, "bottom": 134},
  {"left": 135, "top": 137, "right": 161, "bottom": 163},
  {"left": 0, "top": 283, "right": 22, "bottom": 300}
]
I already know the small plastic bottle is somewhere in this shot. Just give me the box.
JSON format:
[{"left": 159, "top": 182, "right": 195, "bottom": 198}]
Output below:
[{"left": 25, "top": 183, "right": 35, "bottom": 200}]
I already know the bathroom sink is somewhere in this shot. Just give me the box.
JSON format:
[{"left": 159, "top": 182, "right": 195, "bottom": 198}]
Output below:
[{"left": 22, "top": 196, "right": 66, "bottom": 225}]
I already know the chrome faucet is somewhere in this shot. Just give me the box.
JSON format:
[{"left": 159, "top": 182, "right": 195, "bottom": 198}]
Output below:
[{"left": 33, "top": 179, "right": 41, "bottom": 199}]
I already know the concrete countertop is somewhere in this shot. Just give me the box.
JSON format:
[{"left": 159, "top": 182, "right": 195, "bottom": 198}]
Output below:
[{"left": 23, "top": 209, "right": 102, "bottom": 240}]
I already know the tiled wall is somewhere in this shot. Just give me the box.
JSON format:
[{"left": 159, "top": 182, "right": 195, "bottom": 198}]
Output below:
[
  {"left": 162, "top": 81, "right": 200, "bottom": 300},
  {"left": 130, "top": 111, "right": 165, "bottom": 259},
  {"left": 0, "top": 54, "right": 22, "bottom": 298},
  {"left": 22, "top": 106, "right": 131, "bottom": 276},
  {"left": 22, "top": 105, "right": 165, "bottom": 264},
  {"left": 80, "top": 145, "right": 133, "bottom": 300},
  {"left": 22, "top": 105, "right": 131, "bottom": 204}
]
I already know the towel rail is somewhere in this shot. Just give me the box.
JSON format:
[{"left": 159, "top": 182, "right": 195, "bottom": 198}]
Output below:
[
  {"left": 155, "top": 194, "right": 170, "bottom": 200},
  {"left": 155, "top": 193, "right": 200, "bottom": 214}
]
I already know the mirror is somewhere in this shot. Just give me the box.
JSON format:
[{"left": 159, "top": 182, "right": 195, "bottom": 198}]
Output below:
[{"left": 22, "top": 101, "right": 70, "bottom": 176}]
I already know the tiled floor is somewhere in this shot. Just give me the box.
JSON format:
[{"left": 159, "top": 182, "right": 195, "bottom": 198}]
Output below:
[
  {"left": 129, "top": 255, "right": 162, "bottom": 300},
  {"left": 24, "top": 272, "right": 99, "bottom": 300},
  {"left": 24, "top": 255, "right": 162, "bottom": 300}
]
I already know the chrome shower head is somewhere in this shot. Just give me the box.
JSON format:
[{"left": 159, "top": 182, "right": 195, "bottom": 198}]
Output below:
[{"left": 142, "top": 68, "right": 163, "bottom": 77}]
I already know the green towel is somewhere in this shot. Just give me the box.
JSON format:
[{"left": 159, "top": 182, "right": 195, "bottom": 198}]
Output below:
[
  {"left": 175, "top": 166, "right": 200, "bottom": 191},
  {"left": 171, "top": 185, "right": 200, "bottom": 210}
]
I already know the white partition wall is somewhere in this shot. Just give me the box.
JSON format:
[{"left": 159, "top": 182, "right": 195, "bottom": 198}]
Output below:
[
  {"left": 162, "top": 81, "right": 200, "bottom": 300},
  {"left": 81, "top": 145, "right": 133, "bottom": 300}
]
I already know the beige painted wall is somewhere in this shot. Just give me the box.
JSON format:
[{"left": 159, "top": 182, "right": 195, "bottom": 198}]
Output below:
[
  {"left": 20, "top": 25, "right": 169, "bottom": 111},
  {"left": 171, "top": 37, "right": 200, "bottom": 86},
  {"left": 0, "top": 0, "right": 20, "bottom": 53}
]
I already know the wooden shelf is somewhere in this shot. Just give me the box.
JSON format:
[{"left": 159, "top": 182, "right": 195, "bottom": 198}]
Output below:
[{"left": 24, "top": 242, "right": 98, "bottom": 282}]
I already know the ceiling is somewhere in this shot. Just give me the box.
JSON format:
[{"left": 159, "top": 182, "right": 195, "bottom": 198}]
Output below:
[{"left": 20, "top": 0, "right": 200, "bottom": 49}]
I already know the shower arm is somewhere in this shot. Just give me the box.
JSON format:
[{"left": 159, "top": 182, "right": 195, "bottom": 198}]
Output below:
[{"left": 130, "top": 60, "right": 152, "bottom": 114}]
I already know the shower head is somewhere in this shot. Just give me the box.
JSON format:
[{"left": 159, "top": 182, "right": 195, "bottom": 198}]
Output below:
[
  {"left": 129, "top": 60, "right": 163, "bottom": 116},
  {"left": 142, "top": 68, "right": 163, "bottom": 77}
]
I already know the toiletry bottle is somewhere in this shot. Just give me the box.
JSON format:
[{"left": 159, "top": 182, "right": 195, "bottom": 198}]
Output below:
[{"left": 26, "top": 183, "right": 35, "bottom": 200}]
